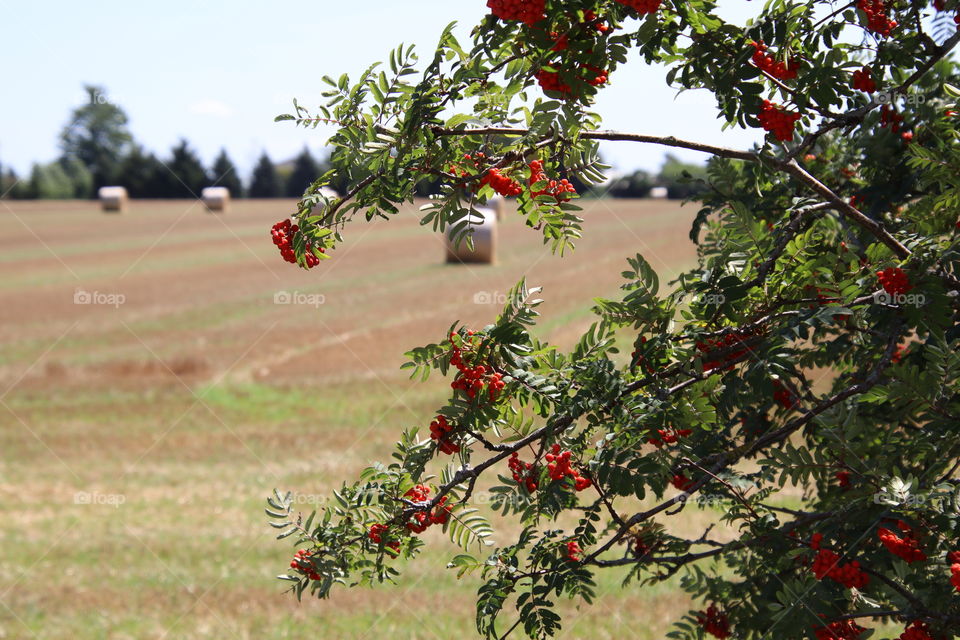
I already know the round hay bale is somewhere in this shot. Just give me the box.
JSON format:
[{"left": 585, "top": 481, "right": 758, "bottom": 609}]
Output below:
[
  {"left": 445, "top": 206, "right": 497, "bottom": 264},
  {"left": 201, "top": 186, "right": 231, "bottom": 213},
  {"left": 649, "top": 186, "right": 669, "bottom": 199},
  {"left": 488, "top": 195, "right": 506, "bottom": 221},
  {"left": 318, "top": 186, "right": 339, "bottom": 199},
  {"left": 98, "top": 186, "right": 128, "bottom": 213}
]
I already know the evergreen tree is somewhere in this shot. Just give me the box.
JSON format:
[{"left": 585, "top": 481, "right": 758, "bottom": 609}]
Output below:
[
  {"left": 210, "top": 148, "right": 243, "bottom": 197},
  {"left": 163, "top": 139, "right": 207, "bottom": 198},
  {"left": 285, "top": 147, "right": 319, "bottom": 197},
  {"left": 248, "top": 152, "right": 281, "bottom": 198},
  {"left": 118, "top": 145, "right": 168, "bottom": 198},
  {"left": 59, "top": 85, "right": 133, "bottom": 189}
]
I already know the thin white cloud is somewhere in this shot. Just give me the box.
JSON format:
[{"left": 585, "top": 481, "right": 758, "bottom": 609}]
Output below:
[{"left": 189, "top": 99, "right": 234, "bottom": 118}]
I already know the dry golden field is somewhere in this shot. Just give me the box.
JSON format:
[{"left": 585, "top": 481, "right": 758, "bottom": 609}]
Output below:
[{"left": 0, "top": 197, "right": 703, "bottom": 639}]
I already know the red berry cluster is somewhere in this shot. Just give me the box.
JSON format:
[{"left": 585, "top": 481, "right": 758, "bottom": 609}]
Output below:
[
  {"left": 481, "top": 168, "right": 523, "bottom": 196},
  {"left": 809, "top": 533, "right": 870, "bottom": 589},
  {"left": 534, "top": 9, "right": 612, "bottom": 98},
  {"left": 878, "top": 521, "right": 926, "bottom": 563},
  {"left": 403, "top": 484, "right": 451, "bottom": 533},
  {"left": 546, "top": 444, "right": 592, "bottom": 491},
  {"left": 950, "top": 560, "right": 960, "bottom": 592},
  {"left": 536, "top": 65, "right": 608, "bottom": 97},
  {"left": 695, "top": 328, "right": 758, "bottom": 372},
  {"left": 880, "top": 104, "right": 904, "bottom": 133},
  {"left": 647, "top": 426, "right": 693, "bottom": 448},
  {"left": 758, "top": 100, "right": 802, "bottom": 142},
  {"left": 899, "top": 621, "right": 935, "bottom": 640},
  {"left": 449, "top": 331, "right": 506, "bottom": 401},
  {"left": 289, "top": 548, "right": 321, "bottom": 580},
  {"left": 534, "top": 69, "right": 571, "bottom": 94},
  {"left": 671, "top": 473, "right": 694, "bottom": 491},
  {"left": 509, "top": 452, "right": 539, "bottom": 492},
  {"left": 565, "top": 540, "right": 582, "bottom": 562},
  {"left": 528, "top": 160, "right": 578, "bottom": 202},
  {"left": 749, "top": 41, "right": 800, "bottom": 80},
  {"left": 858, "top": 0, "right": 898, "bottom": 36},
  {"left": 815, "top": 619, "right": 867, "bottom": 640},
  {"left": 877, "top": 267, "right": 912, "bottom": 295},
  {"left": 271, "top": 219, "right": 323, "bottom": 268},
  {"left": 429, "top": 415, "right": 459, "bottom": 455},
  {"left": 486, "top": 0, "right": 545, "bottom": 25},
  {"left": 614, "top": 0, "right": 662, "bottom": 14},
  {"left": 696, "top": 604, "right": 731, "bottom": 639},
  {"left": 773, "top": 380, "right": 798, "bottom": 411},
  {"left": 368, "top": 523, "right": 400, "bottom": 552},
  {"left": 852, "top": 66, "right": 877, "bottom": 93}
]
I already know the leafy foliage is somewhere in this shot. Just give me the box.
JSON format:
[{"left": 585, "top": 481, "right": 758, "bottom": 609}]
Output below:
[{"left": 267, "top": 1, "right": 960, "bottom": 638}]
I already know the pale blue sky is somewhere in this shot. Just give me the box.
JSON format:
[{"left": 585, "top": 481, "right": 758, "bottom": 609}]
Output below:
[{"left": 0, "top": 0, "right": 763, "bottom": 178}]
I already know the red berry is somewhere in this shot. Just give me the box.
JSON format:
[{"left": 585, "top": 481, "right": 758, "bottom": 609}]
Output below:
[
  {"left": 671, "top": 473, "right": 694, "bottom": 492},
  {"left": 835, "top": 470, "right": 851, "bottom": 488}
]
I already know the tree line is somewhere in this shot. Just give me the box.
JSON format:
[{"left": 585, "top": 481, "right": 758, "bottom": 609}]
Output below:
[
  {"left": 0, "top": 84, "right": 705, "bottom": 200},
  {"left": 0, "top": 85, "right": 336, "bottom": 200}
]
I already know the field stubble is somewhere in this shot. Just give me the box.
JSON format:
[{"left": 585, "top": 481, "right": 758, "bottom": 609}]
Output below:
[{"left": 0, "top": 198, "right": 712, "bottom": 639}]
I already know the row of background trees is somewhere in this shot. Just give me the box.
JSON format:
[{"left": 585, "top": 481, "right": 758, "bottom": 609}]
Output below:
[{"left": 0, "top": 85, "right": 706, "bottom": 200}]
